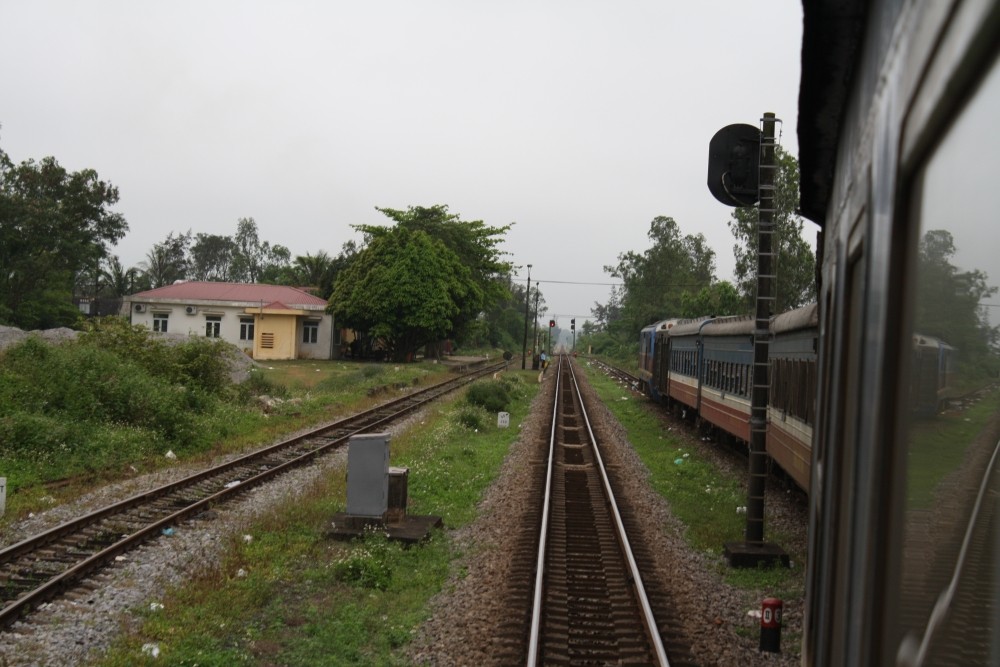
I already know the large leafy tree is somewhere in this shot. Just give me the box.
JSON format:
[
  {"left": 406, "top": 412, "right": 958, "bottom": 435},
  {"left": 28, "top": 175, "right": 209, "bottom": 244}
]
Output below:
[
  {"left": 728, "top": 146, "right": 816, "bottom": 313},
  {"left": 354, "top": 206, "right": 514, "bottom": 348},
  {"left": 0, "top": 145, "right": 127, "bottom": 328},
  {"left": 915, "top": 229, "right": 998, "bottom": 376},
  {"left": 604, "top": 215, "right": 716, "bottom": 334},
  {"left": 189, "top": 233, "right": 238, "bottom": 282},
  {"left": 331, "top": 206, "right": 513, "bottom": 359},
  {"left": 232, "top": 217, "right": 291, "bottom": 283},
  {"left": 140, "top": 231, "right": 191, "bottom": 288},
  {"left": 330, "top": 225, "right": 475, "bottom": 361}
]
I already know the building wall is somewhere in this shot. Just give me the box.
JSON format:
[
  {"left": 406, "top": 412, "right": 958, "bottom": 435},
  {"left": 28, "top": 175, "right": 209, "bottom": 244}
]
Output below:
[{"left": 127, "top": 301, "right": 335, "bottom": 360}]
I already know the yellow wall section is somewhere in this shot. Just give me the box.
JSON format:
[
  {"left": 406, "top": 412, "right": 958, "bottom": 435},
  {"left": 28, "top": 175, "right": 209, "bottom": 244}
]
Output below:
[{"left": 253, "top": 313, "right": 298, "bottom": 360}]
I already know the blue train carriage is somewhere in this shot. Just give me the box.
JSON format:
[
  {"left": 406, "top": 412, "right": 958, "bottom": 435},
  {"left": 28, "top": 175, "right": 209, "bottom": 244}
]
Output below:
[
  {"left": 660, "top": 317, "right": 713, "bottom": 414},
  {"left": 766, "top": 303, "right": 819, "bottom": 492},
  {"left": 697, "top": 315, "right": 755, "bottom": 442},
  {"left": 637, "top": 319, "right": 674, "bottom": 397},
  {"left": 911, "top": 334, "right": 957, "bottom": 417}
]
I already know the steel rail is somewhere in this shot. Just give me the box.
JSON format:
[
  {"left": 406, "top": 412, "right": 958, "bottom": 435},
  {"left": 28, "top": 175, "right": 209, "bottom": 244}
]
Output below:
[
  {"left": 525, "top": 356, "right": 669, "bottom": 666},
  {"left": 567, "top": 357, "right": 669, "bottom": 666}
]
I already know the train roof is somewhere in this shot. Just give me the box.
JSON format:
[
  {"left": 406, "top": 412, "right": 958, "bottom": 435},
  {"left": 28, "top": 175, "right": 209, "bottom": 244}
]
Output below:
[
  {"left": 771, "top": 303, "right": 819, "bottom": 334},
  {"left": 700, "top": 315, "right": 755, "bottom": 336},
  {"left": 667, "top": 316, "right": 716, "bottom": 337},
  {"left": 640, "top": 318, "right": 678, "bottom": 335}
]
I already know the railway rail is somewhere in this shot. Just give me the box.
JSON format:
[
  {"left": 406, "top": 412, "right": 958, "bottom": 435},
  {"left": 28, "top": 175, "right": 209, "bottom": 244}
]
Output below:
[
  {"left": 589, "top": 357, "right": 643, "bottom": 392},
  {"left": 0, "top": 360, "right": 507, "bottom": 629},
  {"left": 528, "top": 354, "right": 667, "bottom": 664}
]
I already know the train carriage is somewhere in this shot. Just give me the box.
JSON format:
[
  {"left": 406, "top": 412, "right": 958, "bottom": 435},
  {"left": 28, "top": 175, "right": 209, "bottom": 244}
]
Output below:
[
  {"left": 798, "top": 1, "right": 999, "bottom": 663},
  {"left": 637, "top": 319, "right": 674, "bottom": 398},
  {"left": 767, "top": 303, "right": 819, "bottom": 492},
  {"left": 697, "top": 315, "right": 754, "bottom": 442},
  {"left": 661, "top": 317, "right": 711, "bottom": 411}
]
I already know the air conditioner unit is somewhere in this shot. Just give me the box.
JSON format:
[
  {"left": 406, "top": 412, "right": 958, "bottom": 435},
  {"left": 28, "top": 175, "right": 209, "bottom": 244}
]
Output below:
[
  {"left": 185, "top": 305, "right": 198, "bottom": 315},
  {"left": 134, "top": 303, "right": 146, "bottom": 313}
]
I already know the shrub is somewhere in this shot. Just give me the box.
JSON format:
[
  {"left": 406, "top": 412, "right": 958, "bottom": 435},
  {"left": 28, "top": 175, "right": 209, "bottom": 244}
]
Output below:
[
  {"left": 465, "top": 381, "right": 511, "bottom": 413},
  {"left": 456, "top": 407, "right": 485, "bottom": 431}
]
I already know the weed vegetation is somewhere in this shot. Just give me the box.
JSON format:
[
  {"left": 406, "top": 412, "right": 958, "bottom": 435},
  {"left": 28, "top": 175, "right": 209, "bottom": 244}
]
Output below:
[
  {"left": 98, "top": 372, "right": 538, "bottom": 666},
  {"left": 0, "top": 318, "right": 467, "bottom": 521}
]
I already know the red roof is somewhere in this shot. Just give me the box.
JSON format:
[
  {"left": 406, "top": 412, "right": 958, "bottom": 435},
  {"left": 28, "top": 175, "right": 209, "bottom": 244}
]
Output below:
[{"left": 132, "top": 282, "right": 327, "bottom": 307}]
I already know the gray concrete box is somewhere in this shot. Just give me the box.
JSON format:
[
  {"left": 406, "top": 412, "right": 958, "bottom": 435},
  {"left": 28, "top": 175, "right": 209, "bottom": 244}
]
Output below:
[{"left": 346, "top": 433, "right": 390, "bottom": 518}]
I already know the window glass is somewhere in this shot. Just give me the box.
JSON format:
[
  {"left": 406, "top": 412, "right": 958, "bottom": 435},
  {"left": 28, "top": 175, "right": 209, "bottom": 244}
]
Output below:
[
  {"left": 898, "top": 55, "right": 999, "bottom": 664},
  {"left": 153, "top": 313, "right": 168, "bottom": 333},
  {"left": 303, "top": 320, "right": 319, "bottom": 344},
  {"left": 205, "top": 315, "right": 221, "bottom": 338},
  {"left": 240, "top": 318, "right": 254, "bottom": 341}
]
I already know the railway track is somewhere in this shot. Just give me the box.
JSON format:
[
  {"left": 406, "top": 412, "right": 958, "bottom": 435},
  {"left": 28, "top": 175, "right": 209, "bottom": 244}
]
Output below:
[
  {"left": 0, "top": 360, "right": 506, "bottom": 629},
  {"left": 496, "top": 355, "right": 694, "bottom": 666},
  {"left": 590, "top": 357, "right": 643, "bottom": 393}
]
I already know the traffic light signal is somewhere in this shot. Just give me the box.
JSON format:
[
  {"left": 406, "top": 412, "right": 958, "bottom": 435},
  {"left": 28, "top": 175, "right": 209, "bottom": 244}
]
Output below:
[
  {"left": 549, "top": 319, "right": 555, "bottom": 328},
  {"left": 571, "top": 318, "right": 575, "bottom": 331}
]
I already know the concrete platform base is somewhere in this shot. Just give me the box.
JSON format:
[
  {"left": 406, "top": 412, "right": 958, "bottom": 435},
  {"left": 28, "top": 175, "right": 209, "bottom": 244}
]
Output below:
[
  {"left": 723, "top": 541, "right": 790, "bottom": 568},
  {"left": 328, "top": 512, "right": 443, "bottom": 545}
]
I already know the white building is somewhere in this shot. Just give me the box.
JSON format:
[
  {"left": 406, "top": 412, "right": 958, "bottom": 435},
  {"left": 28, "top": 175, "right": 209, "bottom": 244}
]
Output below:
[{"left": 125, "top": 282, "right": 339, "bottom": 361}]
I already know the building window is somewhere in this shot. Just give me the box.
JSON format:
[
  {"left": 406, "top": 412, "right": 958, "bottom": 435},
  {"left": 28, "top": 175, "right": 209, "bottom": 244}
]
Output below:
[
  {"left": 205, "top": 315, "right": 221, "bottom": 338},
  {"left": 240, "top": 317, "right": 255, "bottom": 341},
  {"left": 303, "top": 320, "right": 319, "bottom": 344},
  {"left": 153, "top": 313, "right": 169, "bottom": 333}
]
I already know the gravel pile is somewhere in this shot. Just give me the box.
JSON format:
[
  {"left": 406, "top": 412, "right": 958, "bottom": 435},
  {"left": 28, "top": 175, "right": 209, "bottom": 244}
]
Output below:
[{"left": 0, "top": 365, "right": 807, "bottom": 666}]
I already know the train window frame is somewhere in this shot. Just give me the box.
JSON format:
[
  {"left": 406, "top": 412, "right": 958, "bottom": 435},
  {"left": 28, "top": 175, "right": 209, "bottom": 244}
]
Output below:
[{"left": 890, "top": 18, "right": 1000, "bottom": 665}]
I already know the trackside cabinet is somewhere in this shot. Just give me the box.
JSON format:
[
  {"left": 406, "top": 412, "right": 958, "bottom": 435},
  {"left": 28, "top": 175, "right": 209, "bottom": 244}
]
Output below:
[{"left": 346, "top": 433, "right": 390, "bottom": 519}]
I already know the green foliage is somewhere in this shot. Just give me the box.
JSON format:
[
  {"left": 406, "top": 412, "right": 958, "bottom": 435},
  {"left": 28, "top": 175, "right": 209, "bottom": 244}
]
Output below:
[
  {"left": 679, "top": 280, "right": 744, "bottom": 318},
  {"left": 0, "top": 144, "right": 127, "bottom": 329},
  {"left": 915, "top": 229, "right": 999, "bottom": 380},
  {"left": 332, "top": 527, "right": 397, "bottom": 590},
  {"left": 330, "top": 225, "right": 471, "bottom": 361},
  {"left": 456, "top": 406, "right": 486, "bottom": 430},
  {"left": 334, "top": 205, "right": 515, "bottom": 359},
  {"left": 604, "top": 215, "right": 717, "bottom": 336},
  {"left": 465, "top": 380, "right": 512, "bottom": 413},
  {"left": 728, "top": 146, "right": 816, "bottom": 313}
]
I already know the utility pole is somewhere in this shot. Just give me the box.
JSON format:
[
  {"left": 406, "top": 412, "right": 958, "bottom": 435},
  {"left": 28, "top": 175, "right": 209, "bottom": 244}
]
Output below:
[
  {"left": 521, "top": 264, "right": 532, "bottom": 370},
  {"left": 532, "top": 285, "right": 540, "bottom": 365}
]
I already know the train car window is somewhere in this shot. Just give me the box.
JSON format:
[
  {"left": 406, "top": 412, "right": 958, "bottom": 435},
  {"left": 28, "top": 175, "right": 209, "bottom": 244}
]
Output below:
[{"left": 896, "top": 54, "right": 1000, "bottom": 665}]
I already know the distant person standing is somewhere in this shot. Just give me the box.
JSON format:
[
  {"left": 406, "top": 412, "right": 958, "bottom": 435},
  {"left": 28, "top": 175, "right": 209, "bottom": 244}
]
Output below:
[{"left": 540, "top": 351, "right": 548, "bottom": 369}]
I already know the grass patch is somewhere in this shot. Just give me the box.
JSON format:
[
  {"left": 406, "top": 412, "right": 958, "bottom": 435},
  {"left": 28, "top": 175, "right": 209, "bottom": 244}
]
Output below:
[
  {"left": 98, "top": 372, "right": 538, "bottom": 667},
  {"left": 906, "top": 387, "right": 1000, "bottom": 508}
]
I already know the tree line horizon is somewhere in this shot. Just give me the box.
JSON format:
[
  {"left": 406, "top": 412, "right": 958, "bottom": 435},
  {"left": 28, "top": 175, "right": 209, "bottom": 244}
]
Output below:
[{"left": 2, "top": 140, "right": 994, "bottom": 366}]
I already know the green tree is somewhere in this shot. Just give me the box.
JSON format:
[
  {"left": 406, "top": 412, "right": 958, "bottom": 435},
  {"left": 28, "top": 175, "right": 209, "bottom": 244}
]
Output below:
[
  {"left": 189, "top": 233, "right": 238, "bottom": 281},
  {"left": 231, "top": 217, "right": 291, "bottom": 283},
  {"left": 728, "top": 146, "right": 816, "bottom": 313},
  {"left": 139, "top": 231, "right": 191, "bottom": 288},
  {"left": 679, "top": 280, "right": 742, "bottom": 318},
  {"left": 101, "top": 256, "right": 139, "bottom": 297},
  {"left": 605, "top": 215, "right": 716, "bottom": 334},
  {"left": 354, "top": 205, "right": 513, "bottom": 351},
  {"left": 915, "top": 229, "right": 998, "bottom": 377},
  {"left": 0, "top": 145, "right": 127, "bottom": 328},
  {"left": 329, "top": 225, "right": 474, "bottom": 361}
]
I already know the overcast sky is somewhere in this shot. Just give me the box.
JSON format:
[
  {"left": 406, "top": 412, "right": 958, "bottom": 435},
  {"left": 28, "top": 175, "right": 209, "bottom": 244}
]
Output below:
[{"left": 1, "top": 1, "right": 809, "bottom": 327}]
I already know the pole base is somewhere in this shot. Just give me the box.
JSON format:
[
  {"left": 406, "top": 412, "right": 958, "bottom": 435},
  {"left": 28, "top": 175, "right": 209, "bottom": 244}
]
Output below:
[{"left": 723, "top": 541, "right": 790, "bottom": 569}]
